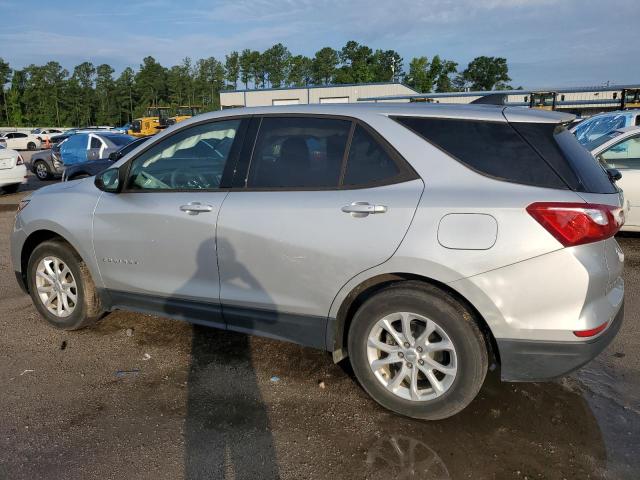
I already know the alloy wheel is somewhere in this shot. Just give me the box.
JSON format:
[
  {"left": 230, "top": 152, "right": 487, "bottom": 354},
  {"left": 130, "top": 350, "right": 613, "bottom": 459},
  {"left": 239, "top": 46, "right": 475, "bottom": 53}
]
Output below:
[
  {"left": 35, "top": 256, "right": 78, "bottom": 318},
  {"left": 367, "top": 312, "right": 457, "bottom": 401},
  {"left": 36, "top": 163, "right": 48, "bottom": 179}
]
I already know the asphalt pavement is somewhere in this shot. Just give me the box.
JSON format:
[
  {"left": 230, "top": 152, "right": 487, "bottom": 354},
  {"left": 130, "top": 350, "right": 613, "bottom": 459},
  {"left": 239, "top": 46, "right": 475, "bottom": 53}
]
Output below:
[{"left": 0, "top": 151, "right": 638, "bottom": 479}]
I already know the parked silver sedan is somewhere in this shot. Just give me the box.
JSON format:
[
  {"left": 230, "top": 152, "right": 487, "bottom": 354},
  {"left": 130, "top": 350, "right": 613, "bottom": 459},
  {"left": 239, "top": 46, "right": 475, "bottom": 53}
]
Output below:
[{"left": 10, "top": 103, "right": 625, "bottom": 419}]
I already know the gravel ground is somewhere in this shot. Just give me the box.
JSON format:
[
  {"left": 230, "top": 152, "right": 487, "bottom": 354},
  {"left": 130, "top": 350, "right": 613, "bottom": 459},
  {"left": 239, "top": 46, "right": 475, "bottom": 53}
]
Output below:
[{"left": 0, "top": 156, "right": 638, "bottom": 479}]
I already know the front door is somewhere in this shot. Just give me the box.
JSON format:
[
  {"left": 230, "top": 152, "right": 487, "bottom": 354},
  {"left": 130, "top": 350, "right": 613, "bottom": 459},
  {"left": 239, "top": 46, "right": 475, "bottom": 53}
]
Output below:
[
  {"left": 92, "top": 118, "right": 246, "bottom": 325},
  {"left": 216, "top": 116, "right": 424, "bottom": 347},
  {"left": 599, "top": 134, "right": 640, "bottom": 227}
]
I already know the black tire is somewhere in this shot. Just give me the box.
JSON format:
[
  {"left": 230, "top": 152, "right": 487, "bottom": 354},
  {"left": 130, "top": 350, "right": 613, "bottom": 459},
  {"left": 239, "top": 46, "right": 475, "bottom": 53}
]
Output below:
[
  {"left": 34, "top": 160, "right": 51, "bottom": 180},
  {"left": 27, "top": 239, "right": 105, "bottom": 330},
  {"left": 2, "top": 183, "right": 20, "bottom": 194},
  {"left": 27, "top": 142, "right": 37, "bottom": 151},
  {"left": 348, "top": 281, "right": 488, "bottom": 420}
]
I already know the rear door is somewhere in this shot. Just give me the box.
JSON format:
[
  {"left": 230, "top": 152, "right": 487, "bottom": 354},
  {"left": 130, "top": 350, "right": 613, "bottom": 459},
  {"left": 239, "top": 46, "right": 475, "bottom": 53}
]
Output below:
[
  {"left": 216, "top": 115, "right": 424, "bottom": 348},
  {"left": 60, "top": 134, "right": 89, "bottom": 165}
]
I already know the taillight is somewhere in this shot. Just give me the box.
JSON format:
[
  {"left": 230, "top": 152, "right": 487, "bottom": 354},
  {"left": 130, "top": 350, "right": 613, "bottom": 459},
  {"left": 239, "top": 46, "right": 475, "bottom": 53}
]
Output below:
[
  {"left": 574, "top": 321, "right": 608, "bottom": 338},
  {"left": 527, "top": 202, "right": 624, "bottom": 247},
  {"left": 16, "top": 155, "right": 24, "bottom": 165}
]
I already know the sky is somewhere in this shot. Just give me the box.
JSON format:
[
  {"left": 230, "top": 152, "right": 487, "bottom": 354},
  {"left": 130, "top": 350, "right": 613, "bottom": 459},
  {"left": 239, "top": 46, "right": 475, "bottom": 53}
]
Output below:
[{"left": 1, "top": 0, "right": 637, "bottom": 88}]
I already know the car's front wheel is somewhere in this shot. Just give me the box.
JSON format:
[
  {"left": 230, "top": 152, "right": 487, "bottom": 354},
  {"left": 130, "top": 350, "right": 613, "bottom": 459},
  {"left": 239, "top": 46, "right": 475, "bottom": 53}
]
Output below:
[
  {"left": 348, "top": 282, "right": 488, "bottom": 420},
  {"left": 27, "top": 239, "right": 105, "bottom": 330},
  {"left": 27, "top": 142, "right": 37, "bottom": 151}
]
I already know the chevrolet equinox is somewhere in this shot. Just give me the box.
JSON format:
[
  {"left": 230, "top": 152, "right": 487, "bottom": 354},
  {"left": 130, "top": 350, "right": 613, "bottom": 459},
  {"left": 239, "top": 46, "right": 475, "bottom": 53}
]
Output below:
[{"left": 11, "top": 104, "right": 625, "bottom": 420}]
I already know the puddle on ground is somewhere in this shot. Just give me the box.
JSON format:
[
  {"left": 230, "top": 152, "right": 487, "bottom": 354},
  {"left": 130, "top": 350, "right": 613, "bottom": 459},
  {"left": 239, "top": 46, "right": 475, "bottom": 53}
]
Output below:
[{"left": 179, "top": 327, "right": 639, "bottom": 480}]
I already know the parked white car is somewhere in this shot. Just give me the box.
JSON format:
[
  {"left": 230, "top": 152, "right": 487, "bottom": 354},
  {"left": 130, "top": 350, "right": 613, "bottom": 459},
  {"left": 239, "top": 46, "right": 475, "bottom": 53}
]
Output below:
[
  {"left": 32, "top": 129, "right": 64, "bottom": 142},
  {"left": 0, "top": 132, "right": 42, "bottom": 151},
  {"left": 0, "top": 145, "right": 27, "bottom": 194},
  {"left": 588, "top": 126, "right": 640, "bottom": 231}
]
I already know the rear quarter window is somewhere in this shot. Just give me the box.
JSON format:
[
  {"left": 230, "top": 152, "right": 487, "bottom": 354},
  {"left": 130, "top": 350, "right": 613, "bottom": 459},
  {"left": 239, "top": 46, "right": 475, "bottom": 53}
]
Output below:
[{"left": 393, "top": 116, "right": 567, "bottom": 189}]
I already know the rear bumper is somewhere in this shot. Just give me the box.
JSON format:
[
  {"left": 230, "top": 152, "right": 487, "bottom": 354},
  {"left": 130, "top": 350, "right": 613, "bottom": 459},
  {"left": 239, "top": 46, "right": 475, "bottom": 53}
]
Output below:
[
  {"left": 498, "top": 303, "right": 624, "bottom": 381},
  {"left": 0, "top": 165, "right": 27, "bottom": 186}
]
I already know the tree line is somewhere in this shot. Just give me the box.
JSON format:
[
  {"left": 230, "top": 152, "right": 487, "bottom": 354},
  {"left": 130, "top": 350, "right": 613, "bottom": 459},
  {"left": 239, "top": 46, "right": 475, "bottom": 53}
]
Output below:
[{"left": 0, "top": 41, "right": 513, "bottom": 128}]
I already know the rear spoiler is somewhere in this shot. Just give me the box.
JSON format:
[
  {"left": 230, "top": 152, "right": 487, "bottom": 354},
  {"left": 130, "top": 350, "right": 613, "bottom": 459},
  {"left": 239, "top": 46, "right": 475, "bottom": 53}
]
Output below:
[{"left": 470, "top": 93, "right": 508, "bottom": 106}]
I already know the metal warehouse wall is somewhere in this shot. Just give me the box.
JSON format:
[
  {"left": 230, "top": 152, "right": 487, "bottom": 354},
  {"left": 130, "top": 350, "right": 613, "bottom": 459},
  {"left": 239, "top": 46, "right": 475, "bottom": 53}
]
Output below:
[{"left": 220, "top": 83, "right": 417, "bottom": 108}]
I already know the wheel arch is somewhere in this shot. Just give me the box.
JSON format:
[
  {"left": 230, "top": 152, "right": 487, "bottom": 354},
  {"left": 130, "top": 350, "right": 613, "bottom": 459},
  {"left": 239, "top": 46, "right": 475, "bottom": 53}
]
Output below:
[
  {"left": 19, "top": 229, "right": 92, "bottom": 293},
  {"left": 329, "top": 273, "right": 500, "bottom": 367}
]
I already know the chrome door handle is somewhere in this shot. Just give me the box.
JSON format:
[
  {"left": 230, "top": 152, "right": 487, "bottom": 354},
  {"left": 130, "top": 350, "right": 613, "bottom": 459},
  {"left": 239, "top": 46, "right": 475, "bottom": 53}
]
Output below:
[
  {"left": 341, "top": 202, "right": 387, "bottom": 217},
  {"left": 179, "top": 202, "right": 213, "bottom": 215}
]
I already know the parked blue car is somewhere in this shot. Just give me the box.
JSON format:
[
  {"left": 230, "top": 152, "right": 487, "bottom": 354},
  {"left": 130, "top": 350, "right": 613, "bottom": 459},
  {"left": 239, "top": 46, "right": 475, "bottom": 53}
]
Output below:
[
  {"left": 55, "top": 132, "right": 135, "bottom": 167},
  {"left": 62, "top": 136, "right": 151, "bottom": 181},
  {"left": 572, "top": 110, "right": 640, "bottom": 145}
]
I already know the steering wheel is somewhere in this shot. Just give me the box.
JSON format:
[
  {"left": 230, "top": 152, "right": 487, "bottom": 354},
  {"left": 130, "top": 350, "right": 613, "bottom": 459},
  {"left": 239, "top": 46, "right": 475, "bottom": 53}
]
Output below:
[{"left": 170, "top": 167, "right": 209, "bottom": 189}]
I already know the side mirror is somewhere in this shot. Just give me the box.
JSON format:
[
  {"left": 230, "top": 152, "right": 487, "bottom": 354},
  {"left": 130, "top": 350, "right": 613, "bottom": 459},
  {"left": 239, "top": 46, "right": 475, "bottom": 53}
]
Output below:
[
  {"left": 108, "top": 151, "right": 122, "bottom": 161},
  {"left": 95, "top": 168, "right": 122, "bottom": 193},
  {"left": 607, "top": 168, "right": 622, "bottom": 182}
]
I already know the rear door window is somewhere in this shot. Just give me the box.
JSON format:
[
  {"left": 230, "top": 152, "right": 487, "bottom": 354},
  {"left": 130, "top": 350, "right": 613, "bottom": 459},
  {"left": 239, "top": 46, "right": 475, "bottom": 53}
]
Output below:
[
  {"left": 343, "top": 125, "right": 400, "bottom": 186},
  {"left": 90, "top": 136, "right": 103, "bottom": 149},
  {"left": 247, "top": 117, "right": 350, "bottom": 188}
]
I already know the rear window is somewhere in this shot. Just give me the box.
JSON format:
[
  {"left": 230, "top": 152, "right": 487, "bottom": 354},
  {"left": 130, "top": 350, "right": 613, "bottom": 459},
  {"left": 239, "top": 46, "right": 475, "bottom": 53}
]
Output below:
[
  {"left": 394, "top": 117, "right": 566, "bottom": 189},
  {"left": 395, "top": 116, "right": 616, "bottom": 194},
  {"left": 512, "top": 123, "right": 617, "bottom": 194}
]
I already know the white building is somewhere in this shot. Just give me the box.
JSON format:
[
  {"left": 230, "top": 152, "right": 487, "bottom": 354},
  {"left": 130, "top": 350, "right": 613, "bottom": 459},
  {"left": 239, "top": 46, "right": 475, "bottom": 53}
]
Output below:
[{"left": 220, "top": 82, "right": 417, "bottom": 108}]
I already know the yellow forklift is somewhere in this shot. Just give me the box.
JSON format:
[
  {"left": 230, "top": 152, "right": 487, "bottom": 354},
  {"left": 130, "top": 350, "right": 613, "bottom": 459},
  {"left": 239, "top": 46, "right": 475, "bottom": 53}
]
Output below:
[
  {"left": 621, "top": 88, "right": 640, "bottom": 109},
  {"left": 528, "top": 91, "right": 557, "bottom": 110},
  {"left": 167, "top": 105, "right": 202, "bottom": 126},
  {"left": 128, "top": 107, "right": 171, "bottom": 138}
]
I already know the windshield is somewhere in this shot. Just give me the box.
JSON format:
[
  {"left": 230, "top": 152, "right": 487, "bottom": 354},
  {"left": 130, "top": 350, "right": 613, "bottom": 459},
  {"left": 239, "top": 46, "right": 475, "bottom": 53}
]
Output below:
[
  {"left": 583, "top": 130, "right": 624, "bottom": 152},
  {"left": 573, "top": 113, "right": 630, "bottom": 145}
]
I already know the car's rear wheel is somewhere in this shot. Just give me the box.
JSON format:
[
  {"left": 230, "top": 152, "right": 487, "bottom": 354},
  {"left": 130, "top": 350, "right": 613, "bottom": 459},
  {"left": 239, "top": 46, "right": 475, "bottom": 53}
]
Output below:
[
  {"left": 34, "top": 161, "right": 51, "bottom": 180},
  {"left": 27, "top": 142, "right": 37, "bottom": 151},
  {"left": 2, "top": 183, "right": 20, "bottom": 194},
  {"left": 348, "top": 281, "right": 488, "bottom": 420},
  {"left": 27, "top": 239, "right": 104, "bottom": 330}
]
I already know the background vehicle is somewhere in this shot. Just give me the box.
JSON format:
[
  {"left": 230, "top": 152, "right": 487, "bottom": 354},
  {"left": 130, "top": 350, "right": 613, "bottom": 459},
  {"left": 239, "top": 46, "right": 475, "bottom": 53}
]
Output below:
[
  {"left": 57, "top": 131, "right": 135, "bottom": 167},
  {"left": 167, "top": 105, "right": 202, "bottom": 126},
  {"left": 112, "top": 123, "right": 131, "bottom": 134},
  {"left": 529, "top": 91, "right": 557, "bottom": 110},
  {"left": 0, "top": 145, "right": 26, "bottom": 193},
  {"left": 11, "top": 104, "right": 624, "bottom": 420},
  {"left": 128, "top": 107, "right": 171, "bottom": 137},
  {"left": 0, "top": 132, "right": 42, "bottom": 151},
  {"left": 35, "top": 132, "right": 135, "bottom": 180},
  {"left": 63, "top": 136, "right": 151, "bottom": 181},
  {"left": 29, "top": 149, "right": 56, "bottom": 180},
  {"left": 588, "top": 126, "right": 640, "bottom": 231},
  {"left": 572, "top": 110, "right": 640, "bottom": 145}
]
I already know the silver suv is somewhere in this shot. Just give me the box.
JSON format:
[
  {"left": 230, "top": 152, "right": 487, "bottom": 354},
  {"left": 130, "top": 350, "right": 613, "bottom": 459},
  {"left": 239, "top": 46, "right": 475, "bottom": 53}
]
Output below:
[{"left": 11, "top": 104, "right": 625, "bottom": 420}]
